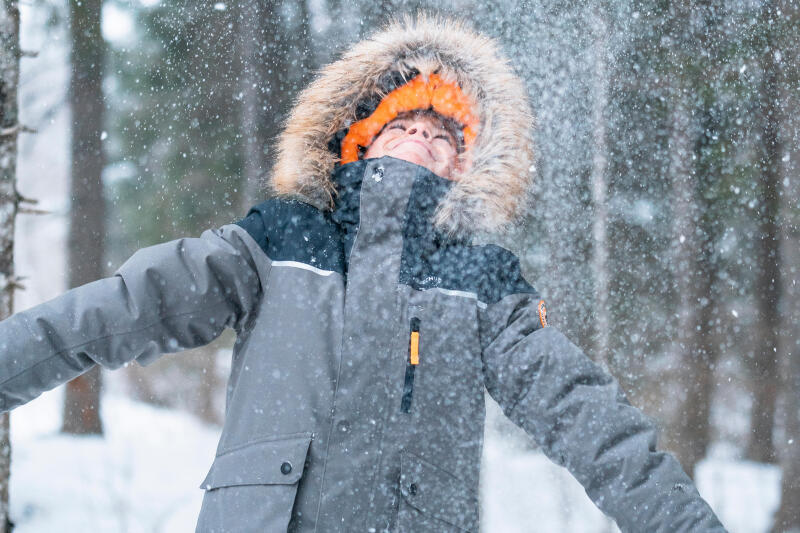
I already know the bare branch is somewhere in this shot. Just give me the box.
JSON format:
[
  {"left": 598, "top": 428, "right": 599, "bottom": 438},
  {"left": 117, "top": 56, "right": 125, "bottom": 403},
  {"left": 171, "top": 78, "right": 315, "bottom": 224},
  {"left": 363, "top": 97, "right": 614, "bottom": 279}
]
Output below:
[
  {"left": 0, "top": 274, "right": 27, "bottom": 292},
  {"left": 16, "top": 193, "right": 38, "bottom": 205},
  {"left": 0, "top": 124, "right": 37, "bottom": 137},
  {"left": 18, "top": 206, "right": 50, "bottom": 216}
]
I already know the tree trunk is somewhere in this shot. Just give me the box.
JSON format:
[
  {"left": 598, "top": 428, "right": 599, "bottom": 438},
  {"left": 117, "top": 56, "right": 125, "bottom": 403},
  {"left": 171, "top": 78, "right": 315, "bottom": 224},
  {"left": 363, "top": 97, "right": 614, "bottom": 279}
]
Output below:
[
  {"left": 663, "top": 1, "right": 724, "bottom": 478},
  {"left": 679, "top": 197, "right": 718, "bottom": 478},
  {"left": 237, "top": 0, "right": 317, "bottom": 211},
  {"left": 667, "top": 80, "right": 723, "bottom": 479},
  {"left": 772, "top": 78, "right": 800, "bottom": 533},
  {"left": 234, "top": 2, "right": 260, "bottom": 213},
  {"left": 360, "top": 0, "right": 396, "bottom": 38},
  {"left": 746, "top": 0, "right": 782, "bottom": 464},
  {"left": 236, "top": 0, "right": 266, "bottom": 211},
  {"left": 0, "top": 1, "right": 19, "bottom": 529},
  {"left": 62, "top": 0, "right": 105, "bottom": 435},
  {"left": 239, "top": 0, "right": 304, "bottom": 209},
  {"left": 666, "top": 78, "right": 703, "bottom": 475},
  {"left": 590, "top": 2, "right": 610, "bottom": 369}
]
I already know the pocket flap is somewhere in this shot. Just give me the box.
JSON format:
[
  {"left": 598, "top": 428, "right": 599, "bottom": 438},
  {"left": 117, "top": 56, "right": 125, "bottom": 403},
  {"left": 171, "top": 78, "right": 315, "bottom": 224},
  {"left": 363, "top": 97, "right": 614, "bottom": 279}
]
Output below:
[
  {"left": 200, "top": 432, "right": 312, "bottom": 489},
  {"left": 399, "top": 450, "right": 479, "bottom": 532}
]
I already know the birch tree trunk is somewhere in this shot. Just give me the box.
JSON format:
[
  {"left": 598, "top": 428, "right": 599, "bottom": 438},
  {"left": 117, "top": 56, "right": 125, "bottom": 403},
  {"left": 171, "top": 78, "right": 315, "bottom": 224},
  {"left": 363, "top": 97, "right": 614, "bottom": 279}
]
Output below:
[
  {"left": 62, "top": 0, "right": 105, "bottom": 435},
  {"left": 236, "top": 0, "right": 270, "bottom": 211},
  {"left": 0, "top": 0, "right": 19, "bottom": 529},
  {"left": 238, "top": 0, "right": 310, "bottom": 209},
  {"left": 590, "top": 2, "right": 610, "bottom": 369}
]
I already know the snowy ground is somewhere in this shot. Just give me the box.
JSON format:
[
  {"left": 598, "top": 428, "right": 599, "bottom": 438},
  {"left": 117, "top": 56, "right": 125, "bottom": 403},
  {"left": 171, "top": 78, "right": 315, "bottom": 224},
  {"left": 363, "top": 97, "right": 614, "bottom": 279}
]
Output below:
[
  {"left": 10, "top": 384, "right": 217, "bottom": 533},
  {"left": 9, "top": 375, "right": 781, "bottom": 532}
]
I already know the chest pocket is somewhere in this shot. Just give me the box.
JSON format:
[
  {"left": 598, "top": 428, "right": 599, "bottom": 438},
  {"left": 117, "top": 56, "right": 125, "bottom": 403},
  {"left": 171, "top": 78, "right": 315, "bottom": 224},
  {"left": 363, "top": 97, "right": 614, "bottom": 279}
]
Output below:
[{"left": 399, "top": 289, "right": 483, "bottom": 421}]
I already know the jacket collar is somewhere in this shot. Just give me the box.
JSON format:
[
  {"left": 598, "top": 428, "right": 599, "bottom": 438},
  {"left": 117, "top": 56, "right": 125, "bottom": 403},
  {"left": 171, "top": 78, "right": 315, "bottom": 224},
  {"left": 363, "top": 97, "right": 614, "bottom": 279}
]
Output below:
[
  {"left": 331, "top": 157, "right": 455, "bottom": 232},
  {"left": 330, "top": 157, "right": 468, "bottom": 267}
]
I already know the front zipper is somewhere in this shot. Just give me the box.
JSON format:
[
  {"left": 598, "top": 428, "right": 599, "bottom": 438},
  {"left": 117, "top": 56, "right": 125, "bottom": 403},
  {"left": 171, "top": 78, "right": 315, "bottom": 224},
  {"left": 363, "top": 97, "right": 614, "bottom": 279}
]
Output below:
[{"left": 400, "top": 317, "right": 420, "bottom": 413}]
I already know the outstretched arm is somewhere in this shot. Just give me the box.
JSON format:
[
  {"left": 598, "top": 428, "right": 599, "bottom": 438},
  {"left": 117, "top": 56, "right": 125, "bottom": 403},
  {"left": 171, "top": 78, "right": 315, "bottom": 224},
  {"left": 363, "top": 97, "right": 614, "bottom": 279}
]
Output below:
[
  {"left": 479, "top": 291, "right": 727, "bottom": 533},
  {"left": 0, "top": 223, "right": 265, "bottom": 413}
]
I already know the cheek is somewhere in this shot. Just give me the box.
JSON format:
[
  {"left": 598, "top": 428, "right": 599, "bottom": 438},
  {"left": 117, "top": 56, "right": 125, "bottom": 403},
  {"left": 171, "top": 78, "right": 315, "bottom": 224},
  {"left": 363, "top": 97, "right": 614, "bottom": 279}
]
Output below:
[
  {"left": 435, "top": 144, "right": 457, "bottom": 165},
  {"left": 365, "top": 131, "right": 394, "bottom": 157}
]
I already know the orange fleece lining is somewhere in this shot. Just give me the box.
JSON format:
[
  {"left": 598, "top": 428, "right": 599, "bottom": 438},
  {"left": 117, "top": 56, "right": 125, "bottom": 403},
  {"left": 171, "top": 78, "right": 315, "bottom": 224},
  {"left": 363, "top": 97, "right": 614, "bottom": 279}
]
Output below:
[{"left": 340, "top": 73, "right": 478, "bottom": 164}]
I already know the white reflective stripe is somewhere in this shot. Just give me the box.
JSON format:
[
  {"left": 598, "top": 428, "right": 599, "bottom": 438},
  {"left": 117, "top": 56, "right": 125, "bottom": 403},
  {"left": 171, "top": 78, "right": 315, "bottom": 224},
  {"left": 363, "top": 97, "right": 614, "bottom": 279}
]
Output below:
[
  {"left": 426, "top": 287, "right": 489, "bottom": 309},
  {"left": 432, "top": 287, "right": 478, "bottom": 300},
  {"left": 271, "top": 260, "right": 336, "bottom": 277}
]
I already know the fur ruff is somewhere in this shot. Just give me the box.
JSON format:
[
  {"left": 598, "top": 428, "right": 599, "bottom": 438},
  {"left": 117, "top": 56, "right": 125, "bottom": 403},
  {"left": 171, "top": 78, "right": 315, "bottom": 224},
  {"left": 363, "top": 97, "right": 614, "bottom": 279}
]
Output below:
[{"left": 268, "top": 14, "right": 536, "bottom": 237}]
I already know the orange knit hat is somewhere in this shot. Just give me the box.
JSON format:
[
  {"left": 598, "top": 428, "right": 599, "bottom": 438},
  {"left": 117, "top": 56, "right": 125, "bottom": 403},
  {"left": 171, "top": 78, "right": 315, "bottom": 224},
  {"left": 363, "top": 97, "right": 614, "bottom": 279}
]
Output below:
[{"left": 339, "top": 73, "right": 479, "bottom": 165}]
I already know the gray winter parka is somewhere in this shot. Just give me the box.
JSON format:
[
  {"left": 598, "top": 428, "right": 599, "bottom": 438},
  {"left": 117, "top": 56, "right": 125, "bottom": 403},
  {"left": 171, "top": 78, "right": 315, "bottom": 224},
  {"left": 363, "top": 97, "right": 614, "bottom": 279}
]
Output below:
[
  {"left": 0, "top": 15, "right": 727, "bottom": 533},
  {"left": 0, "top": 156, "right": 726, "bottom": 532}
]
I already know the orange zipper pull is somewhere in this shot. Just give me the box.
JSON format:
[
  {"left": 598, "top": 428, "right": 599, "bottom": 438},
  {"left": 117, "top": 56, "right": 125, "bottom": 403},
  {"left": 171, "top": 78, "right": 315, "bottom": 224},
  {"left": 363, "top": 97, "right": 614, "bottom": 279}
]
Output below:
[
  {"left": 409, "top": 316, "right": 420, "bottom": 365},
  {"left": 409, "top": 332, "right": 420, "bottom": 365},
  {"left": 401, "top": 317, "right": 421, "bottom": 413}
]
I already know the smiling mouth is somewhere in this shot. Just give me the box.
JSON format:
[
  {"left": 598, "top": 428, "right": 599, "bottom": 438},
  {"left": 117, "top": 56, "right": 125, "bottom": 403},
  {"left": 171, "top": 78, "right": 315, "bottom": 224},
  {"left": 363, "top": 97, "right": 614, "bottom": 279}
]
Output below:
[{"left": 391, "top": 139, "right": 434, "bottom": 159}]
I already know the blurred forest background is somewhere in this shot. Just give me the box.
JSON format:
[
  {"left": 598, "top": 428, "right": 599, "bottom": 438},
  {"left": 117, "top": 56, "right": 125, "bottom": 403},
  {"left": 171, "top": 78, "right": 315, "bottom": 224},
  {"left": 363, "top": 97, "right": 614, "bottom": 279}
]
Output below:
[{"left": 1, "top": 0, "right": 799, "bottom": 531}]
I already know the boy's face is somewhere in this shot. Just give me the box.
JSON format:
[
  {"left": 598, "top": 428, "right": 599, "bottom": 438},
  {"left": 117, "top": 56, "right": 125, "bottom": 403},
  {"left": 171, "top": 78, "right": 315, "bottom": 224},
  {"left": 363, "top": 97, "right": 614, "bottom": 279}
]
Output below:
[{"left": 364, "top": 111, "right": 460, "bottom": 180}]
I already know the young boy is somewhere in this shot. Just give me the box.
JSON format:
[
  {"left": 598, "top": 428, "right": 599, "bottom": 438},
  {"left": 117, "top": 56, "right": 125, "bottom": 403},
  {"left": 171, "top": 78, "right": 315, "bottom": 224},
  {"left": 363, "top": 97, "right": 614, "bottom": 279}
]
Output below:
[{"left": 0, "top": 15, "right": 726, "bottom": 533}]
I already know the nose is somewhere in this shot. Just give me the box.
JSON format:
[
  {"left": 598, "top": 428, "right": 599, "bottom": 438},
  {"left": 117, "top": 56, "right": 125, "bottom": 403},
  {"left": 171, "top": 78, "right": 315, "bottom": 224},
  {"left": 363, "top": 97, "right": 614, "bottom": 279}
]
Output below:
[{"left": 406, "top": 120, "right": 432, "bottom": 140}]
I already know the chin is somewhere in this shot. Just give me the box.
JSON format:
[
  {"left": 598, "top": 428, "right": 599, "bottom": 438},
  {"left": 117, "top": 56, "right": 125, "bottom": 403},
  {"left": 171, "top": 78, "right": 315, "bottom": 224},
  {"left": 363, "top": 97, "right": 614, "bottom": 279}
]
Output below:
[{"left": 388, "top": 150, "right": 429, "bottom": 167}]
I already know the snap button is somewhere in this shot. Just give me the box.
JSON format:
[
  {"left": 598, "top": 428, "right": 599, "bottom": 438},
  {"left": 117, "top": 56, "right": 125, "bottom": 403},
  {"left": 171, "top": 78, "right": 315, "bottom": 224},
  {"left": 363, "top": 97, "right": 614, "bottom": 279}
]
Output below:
[
  {"left": 409, "top": 482, "right": 418, "bottom": 496},
  {"left": 280, "top": 461, "right": 293, "bottom": 475},
  {"left": 337, "top": 420, "right": 350, "bottom": 433},
  {"left": 372, "top": 166, "right": 384, "bottom": 182}
]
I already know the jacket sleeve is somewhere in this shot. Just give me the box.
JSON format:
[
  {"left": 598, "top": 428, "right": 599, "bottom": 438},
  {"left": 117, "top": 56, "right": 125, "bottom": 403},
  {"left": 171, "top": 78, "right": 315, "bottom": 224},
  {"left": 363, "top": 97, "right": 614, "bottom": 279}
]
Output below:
[
  {"left": 0, "top": 222, "right": 265, "bottom": 413},
  {"left": 478, "top": 290, "right": 728, "bottom": 532}
]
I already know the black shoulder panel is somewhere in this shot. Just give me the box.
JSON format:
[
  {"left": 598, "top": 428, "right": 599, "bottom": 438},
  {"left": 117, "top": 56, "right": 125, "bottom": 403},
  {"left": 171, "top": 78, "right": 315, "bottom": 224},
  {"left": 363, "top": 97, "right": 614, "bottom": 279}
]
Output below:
[
  {"left": 399, "top": 239, "right": 538, "bottom": 305},
  {"left": 235, "top": 198, "right": 345, "bottom": 275},
  {"left": 398, "top": 173, "right": 538, "bottom": 305},
  {"left": 476, "top": 245, "right": 539, "bottom": 304}
]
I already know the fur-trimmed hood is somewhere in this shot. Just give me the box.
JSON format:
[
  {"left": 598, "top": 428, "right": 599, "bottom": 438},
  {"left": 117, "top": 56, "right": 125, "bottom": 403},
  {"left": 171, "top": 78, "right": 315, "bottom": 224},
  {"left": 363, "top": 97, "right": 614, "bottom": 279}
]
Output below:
[{"left": 269, "top": 14, "right": 535, "bottom": 237}]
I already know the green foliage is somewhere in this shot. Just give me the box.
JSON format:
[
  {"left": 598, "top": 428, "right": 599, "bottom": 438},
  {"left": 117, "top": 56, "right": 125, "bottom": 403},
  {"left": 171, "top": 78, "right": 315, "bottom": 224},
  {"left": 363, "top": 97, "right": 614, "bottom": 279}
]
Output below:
[{"left": 105, "top": 0, "right": 244, "bottom": 266}]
